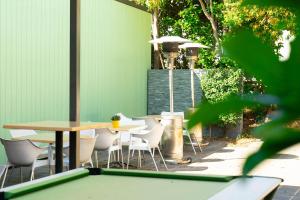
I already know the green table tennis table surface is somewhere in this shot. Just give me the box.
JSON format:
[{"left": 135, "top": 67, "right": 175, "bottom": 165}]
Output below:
[{"left": 0, "top": 168, "right": 282, "bottom": 200}]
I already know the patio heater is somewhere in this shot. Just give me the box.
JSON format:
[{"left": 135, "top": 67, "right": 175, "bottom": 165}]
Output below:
[
  {"left": 179, "top": 43, "right": 209, "bottom": 144},
  {"left": 179, "top": 43, "right": 209, "bottom": 108},
  {"left": 150, "top": 36, "right": 191, "bottom": 164},
  {"left": 150, "top": 36, "right": 190, "bottom": 112}
]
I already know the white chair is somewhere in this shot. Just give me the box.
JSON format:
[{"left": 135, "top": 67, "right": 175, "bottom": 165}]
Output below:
[
  {"left": 144, "top": 118, "right": 159, "bottom": 130},
  {"left": 161, "top": 112, "right": 202, "bottom": 154},
  {"left": 9, "top": 129, "right": 51, "bottom": 158},
  {"left": 94, "top": 128, "right": 124, "bottom": 169},
  {"left": 116, "top": 113, "right": 146, "bottom": 145},
  {"left": 127, "top": 124, "right": 168, "bottom": 171},
  {"left": 64, "top": 136, "right": 97, "bottom": 168},
  {"left": 79, "top": 129, "right": 96, "bottom": 137},
  {"left": 62, "top": 129, "right": 96, "bottom": 167},
  {"left": 0, "top": 138, "right": 49, "bottom": 188}
]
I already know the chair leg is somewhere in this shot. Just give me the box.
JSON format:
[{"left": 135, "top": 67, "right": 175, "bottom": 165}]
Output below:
[
  {"left": 131, "top": 149, "right": 135, "bottom": 158},
  {"left": 149, "top": 148, "right": 158, "bottom": 171},
  {"left": 1, "top": 166, "right": 8, "bottom": 189},
  {"left": 186, "top": 133, "right": 196, "bottom": 155},
  {"left": 138, "top": 150, "right": 142, "bottom": 168},
  {"left": 152, "top": 148, "right": 155, "bottom": 157},
  {"left": 195, "top": 136, "right": 202, "bottom": 152},
  {"left": 195, "top": 137, "right": 203, "bottom": 152},
  {"left": 157, "top": 147, "right": 168, "bottom": 170},
  {"left": 120, "top": 148, "right": 124, "bottom": 169},
  {"left": 20, "top": 167, "right": 23, "bottom": 183},
  {"left": 107, "top": 151, "right": 111, "bottom": 169},
  {"left": 117, "top": 149, "right": 120, "bottom": 161},
  {"left": 30, "top": 165, "right": 35, "bottom": 181},
  {"left": 89, "top": 159, "right": 94, "bottom": 168},
  {"left": 127, "top": 149, "right": 131, "bottom": 170},
  {"left": 95, "top": 151, "right": 99, "bottom": 168}
]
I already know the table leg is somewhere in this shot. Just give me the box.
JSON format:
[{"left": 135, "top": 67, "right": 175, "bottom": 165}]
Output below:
[
  {"left": 55, "top": 131, "right": 63, "bottom": 173},
  {"left": 69, "top": 131, "right": 80, "bottom": 169}
]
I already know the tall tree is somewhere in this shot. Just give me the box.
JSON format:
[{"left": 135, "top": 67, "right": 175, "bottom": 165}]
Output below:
[{"left": 198, "top": 0, "right": 221, "bottom": 54}]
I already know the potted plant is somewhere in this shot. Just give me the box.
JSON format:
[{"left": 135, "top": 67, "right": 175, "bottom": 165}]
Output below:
[{"left": 111, "top": 115, "right": 121, "bottom": 128}]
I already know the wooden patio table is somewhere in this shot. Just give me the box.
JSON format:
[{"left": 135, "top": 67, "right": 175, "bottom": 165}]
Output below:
[{"left": 3, "top": 121, "right": 143, "bottom": 174}]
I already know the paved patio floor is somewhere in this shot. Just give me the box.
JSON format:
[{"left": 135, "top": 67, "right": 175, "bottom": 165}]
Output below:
[{"left": 1, "top": 139, "right": 299, "bottom": 200}]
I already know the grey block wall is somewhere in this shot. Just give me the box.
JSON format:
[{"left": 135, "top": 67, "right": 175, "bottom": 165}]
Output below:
[{"left": 147, "top": 69, "right": 204, "bottom": 114}]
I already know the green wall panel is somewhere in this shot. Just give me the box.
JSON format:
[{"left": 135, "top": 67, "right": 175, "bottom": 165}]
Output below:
[
  {"left": 0, "top": 0, "right": 151, "bottom": 164},
  {"left": 80, "top": 0, "right": 151, "bottom": 121},
  {"left": 0, "top": 0, "right": 70, "bottom": 164}
]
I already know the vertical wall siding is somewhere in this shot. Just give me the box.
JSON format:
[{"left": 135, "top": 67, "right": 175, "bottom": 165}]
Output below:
[
  {"left": 0, "top": 0, "right": 70, "bottom": 164},
  {"left": 0, "top": 0, "right": 151, "bottom": 164},
  {"left": 80, "top": 0, "right": 151, "bottom": 121}
]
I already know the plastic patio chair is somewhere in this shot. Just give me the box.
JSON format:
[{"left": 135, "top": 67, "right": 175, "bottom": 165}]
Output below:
[
  {"left": 0, "top": 138, "right": 49, "bottom": 188},
  {"left": 127, "top": 123, "right": 168, "bottom": 171},
  {"left": 9, "top": 129, "right": 53, "bottom": 166},
  {"left": 94, "top": 128, "right": 124, "bottom": 169},
  {"left": 116, "top": 113, "right": 146, "bottom": 145},
  {"left": 161, "top": 112, "right": 202, "bottom": 154},
  {"left": 64, "top": 136, "right": 97, "bottom": 168}
]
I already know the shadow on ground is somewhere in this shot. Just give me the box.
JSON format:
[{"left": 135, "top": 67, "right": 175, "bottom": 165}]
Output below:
[
  {"left": 272, "top": 153, "right": 299, "bottom": 160},
  {"left": 273, "top": 185, "right": 300, "bottom": 200}
]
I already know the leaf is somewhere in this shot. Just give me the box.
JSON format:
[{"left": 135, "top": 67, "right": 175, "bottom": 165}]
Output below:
[
  {"left": 243, "top": 128, "right": 300, "bottom": 174},
  {"left": 284, "top": 38, "right": 300, "bottom": 105},
  {"left": 223, "top": 30, "right": 284, "bottom": 95},
  {"left": 242, "top": 0, "right": 299, "bottom": 9},
  {"left": 187, "top": 94, "right": 278, "bottom": 129},
  {"left": 241, "top": 0, "right": 300, "bottom": 32}
]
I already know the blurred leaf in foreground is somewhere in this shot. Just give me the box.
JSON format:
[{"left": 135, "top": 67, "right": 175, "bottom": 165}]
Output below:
[{"left": 188, "top": 0, "right": 300, "bottom": 175}]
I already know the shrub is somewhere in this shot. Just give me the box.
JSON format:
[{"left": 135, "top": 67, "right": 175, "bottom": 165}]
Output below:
[{"left": 201, "top": 67, "right": 242, "bottom": 125}]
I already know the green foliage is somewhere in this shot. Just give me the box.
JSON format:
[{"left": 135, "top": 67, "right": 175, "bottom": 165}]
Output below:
[
  {"left": 201, "top": 68, "right": 242, "bottom": 125},
  {"left": 111, "top": 115, "right": 120, "bottom": 121},
  {"left": 189, "top": 1, "right": 300, "bottom": 175},
  {"left": 133, "top": 0, "right": 164, "bottom": 11},
  {"left": 159, "top": 0, "right": 295, "bottom": 68},
  {"left": 159, "top": 2, "right": 223, "bottom": 68},
  {"left": 223, "top": 0, "right": 296, "bottom": 53}
]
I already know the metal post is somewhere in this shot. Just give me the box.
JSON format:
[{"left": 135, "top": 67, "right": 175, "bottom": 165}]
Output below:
[
  {"left": 191, "top": 70, "right": 195, "bottom": 108},
  {"left": 189, "top": 60, "right": 195, "bottom": 108},
  {"left": 55, "top": 131, "right": 63, "bottom": 173},
  {"left": 169, "top": 69, "right": 174, "bottom": 112},
  {"left": 167, "top": 54, "right": 176, "bottom": 113},
  {"left": 69, "top": 0, "right": 80, "bottom": 169}
]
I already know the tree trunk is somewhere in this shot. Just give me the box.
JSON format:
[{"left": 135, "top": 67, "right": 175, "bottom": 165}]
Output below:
[
  {"left": 198, "top": 0, "right": 221, "bottom": 55},
  {"left": 152, "top": 9, "right": 163, "bottom": 69}
]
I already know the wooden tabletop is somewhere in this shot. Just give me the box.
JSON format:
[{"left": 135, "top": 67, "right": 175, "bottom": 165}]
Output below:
[
  {"left": 12, "top": 132, "right": 90, "bottom": 144},
  {"left": 3, "top": 121, "right": 112, "bottom": 132},
  {"left": 11, "top": 124, "right": 146, "bottom": 144},
  {"left": 140, "top": 115, "right": 188, "bottom": 122},
  {"left": 111, "top": 125, "right": 147, "bottom": 132}
]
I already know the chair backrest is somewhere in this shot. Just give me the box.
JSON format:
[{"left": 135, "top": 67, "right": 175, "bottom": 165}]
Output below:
[
  {"left": 0, "top": 138, "right": 42, "bottom": 166},
  {"left": 94, "top": 129, "right": 119, "bottom": 150},
  {"left": 143, "top": 118, "right": 159, "bottom": 130},
  {"left": 79, "top": 136, "right": 97, "bottom": 164},
  {"left": 136, "top": 124, "right": 165, "bottom": 148},
  {"left": 80, "top": 129, "right": 96, "bottom": 137},
  {"left": 129, "top": 119, "right": 146, "bottom": 126},
  {"left": 9, "top": 129, "right": 37, "bottom": 138},
  {"left": 116, "top": 113, "right": 133, "bottom": 125}
]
